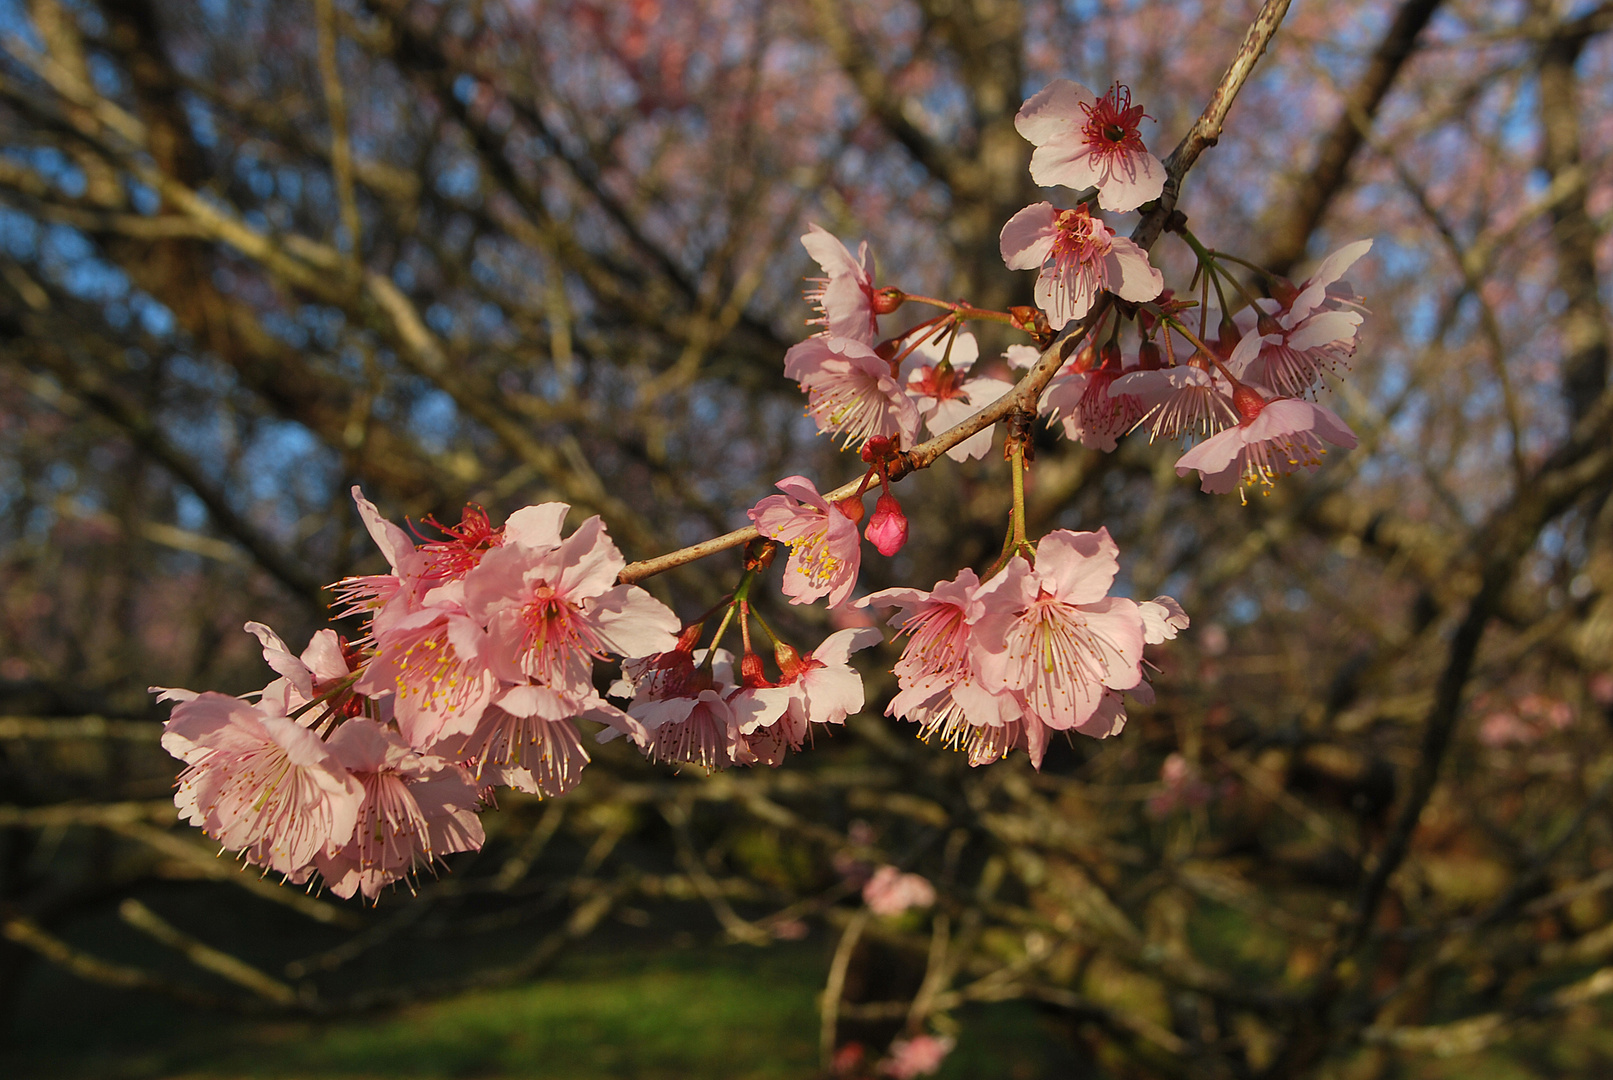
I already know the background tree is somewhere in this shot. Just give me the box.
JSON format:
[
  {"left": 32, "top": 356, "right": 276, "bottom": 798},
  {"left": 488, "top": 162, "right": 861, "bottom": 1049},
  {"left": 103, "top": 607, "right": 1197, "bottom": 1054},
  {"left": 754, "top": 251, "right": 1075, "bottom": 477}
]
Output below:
[{"left": 1, "top": 0, "right": 1611, "bottom": 1076}]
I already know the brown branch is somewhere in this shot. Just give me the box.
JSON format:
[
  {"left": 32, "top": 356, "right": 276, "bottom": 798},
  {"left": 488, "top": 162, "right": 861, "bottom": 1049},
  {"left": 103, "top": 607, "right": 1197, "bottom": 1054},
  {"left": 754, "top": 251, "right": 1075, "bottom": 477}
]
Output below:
[{"left": 118, "top": 899, "right": 301, "bottom": 1006}]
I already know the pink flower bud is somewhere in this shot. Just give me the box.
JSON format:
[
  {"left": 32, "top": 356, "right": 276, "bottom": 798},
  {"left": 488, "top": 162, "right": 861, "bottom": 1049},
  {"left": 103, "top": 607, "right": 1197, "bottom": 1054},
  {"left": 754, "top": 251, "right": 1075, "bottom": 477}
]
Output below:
[{"left": 865, "top": 494, "right": 908, "bottom": 556}]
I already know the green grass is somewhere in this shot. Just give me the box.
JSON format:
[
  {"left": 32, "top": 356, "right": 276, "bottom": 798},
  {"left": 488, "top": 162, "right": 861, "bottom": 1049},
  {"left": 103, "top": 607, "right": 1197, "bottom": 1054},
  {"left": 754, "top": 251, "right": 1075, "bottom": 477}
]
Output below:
[{"left": 6, "top": 945, "right": 826, "bottom": 1080}]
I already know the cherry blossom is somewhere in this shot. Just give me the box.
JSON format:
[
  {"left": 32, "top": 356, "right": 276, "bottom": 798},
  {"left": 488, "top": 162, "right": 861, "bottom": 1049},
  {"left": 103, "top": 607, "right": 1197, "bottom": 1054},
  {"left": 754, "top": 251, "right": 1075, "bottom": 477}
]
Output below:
[
  {"left": 162, "top": 692, "right": 363, "bottom": 878},
  {"left": 975, "top": 529, "right": 1151, "bottom": 743},
  {"left": 1109, "top": 363, "right": 1238, "bottom": 442},
  {"left": 801, "top": 223, "right": 882, "bottom": 345},
  {"left": 437, "top": 682, "right": 623, "bottom": 797},
  {"left": 904, "top": 329, "right": 1014, "bottom": 461},
  {"left": 1041, "top": 356, "right": 1144, "bottom": 452},
  {"left": 1173, "top": 395, "right": 1358, "bottom": 496},
  {"left": 861, "top": 568, "right": 1024, "bottom": 759},
  {"left": 748, "top": 476, "right": 863, "bottom": 608},
  {"left": 1000, "top": 202, "right": 1162, "bottom": 329},
  {"left": 1229, "top": 240, "right": 1372, "bottom": 397},
  {"left": 785, "top": 335, "right": 921, "bottom": 449},
  {"left": 880, "top": 1034, "right": 956, "bottom": 1079},
  {"left": 315, "top": 718, "right": 484, "bottom": 900},
  {"left": 463, "top": 511, "right": 681, "bottom": 693},
  {"left": 1015, "top": 79, "right": 1165, "bottom": 213},
  {"left": 863, "top": 865, "right": 936, "bottom": 916}
]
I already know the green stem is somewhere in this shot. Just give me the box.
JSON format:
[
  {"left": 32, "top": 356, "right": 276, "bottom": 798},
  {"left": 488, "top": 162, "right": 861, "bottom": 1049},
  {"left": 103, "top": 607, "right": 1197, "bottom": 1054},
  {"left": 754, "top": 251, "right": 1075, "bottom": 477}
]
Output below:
[{"left": 1010, "top": 439, "right": 1028, "bottom": 554}]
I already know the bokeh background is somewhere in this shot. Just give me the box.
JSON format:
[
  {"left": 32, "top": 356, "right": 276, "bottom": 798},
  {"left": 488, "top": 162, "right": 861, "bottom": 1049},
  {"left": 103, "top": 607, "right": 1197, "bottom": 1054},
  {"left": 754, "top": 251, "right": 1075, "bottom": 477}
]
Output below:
[{"left": 2, "top": 0, "right": 1612, "bottom": 1077}]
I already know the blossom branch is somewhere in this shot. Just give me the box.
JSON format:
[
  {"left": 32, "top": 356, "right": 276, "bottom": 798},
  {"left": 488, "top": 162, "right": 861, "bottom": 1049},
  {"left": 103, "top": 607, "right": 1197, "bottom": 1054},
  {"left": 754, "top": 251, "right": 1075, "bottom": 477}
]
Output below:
[{"left": 618, "top": 0, "right": 1294, "bottom": 587}]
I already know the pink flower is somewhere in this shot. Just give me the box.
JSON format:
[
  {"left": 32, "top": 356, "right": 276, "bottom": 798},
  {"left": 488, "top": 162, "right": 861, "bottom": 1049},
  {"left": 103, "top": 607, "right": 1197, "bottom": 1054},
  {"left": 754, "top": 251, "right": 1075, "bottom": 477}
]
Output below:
[
  {"left": 863, "top": 865, "right": 936, "bottom": 916},
  {"left": 243, "top": 622, "right": 364, "bottom": 717},
  {"left": 1109, "top": 363, "right": 1237, "bottom": 443},
  {"left": 865, "top": 494, "right": 909, "bottom": 556},
  {"left": 975, "top": 529, "right": 1148, "bottom": 742},
  {"left": 732, "top": 629, "right": 882, "bottom": 753},
  {"left": 437, "top": 682, "right": 619, "bottom": 797},
  {"left": 1173, "top": 396, "right": 1358, "bottom": 496},
  {"left": 1003, "top": 343, "right": 1042, "bottom": 370},
  {"left": 333, "top": 487, "right": 426, "bottom": 621},
  {"left": 801, "top": 223, "right": 881, "bottom": 345},
  {"left": 861, "top": 568, "right": 1024, "bottom": 758},
  {"left": 1015, "top": 79, "right": 1165, "bottom": 213},
  {"left": 315, "top": 718, "right": 484, "bottom": 900},
  {"left": 1229, "top": 240, "right": 1372, "bottom": 397},
  {"left": 904, "top": 330, "right": 1014, "bottom": 461},
  {"left": 880, "top": 1034, "right": 956, "bottom": 1079},
  {"left": 785, "top": 336, "right": 921, "bottom": 449},
  {"left": 1041, "top": 356, "right": 1143, "bottom": 452},
  {"left": 612, "top": 643, "right": 754, "bottom": 769},
  {"left": 355, "top": 602, "right": 500, "bottom": 750},
  {"left": 749, "top": 476, "right": 863, "bottom": 608},
  {"left": 1000, "top": 202, "right": 1162, "bottom": 330},
  {"left": 463, "top": 510, "right": 681, "bottom": 693},
  {"left": 162, "top": 692, "right": 363, "bottom": 878},
  {"left": 1140, "top": 595, "right": 1191, "bottom": 643}
]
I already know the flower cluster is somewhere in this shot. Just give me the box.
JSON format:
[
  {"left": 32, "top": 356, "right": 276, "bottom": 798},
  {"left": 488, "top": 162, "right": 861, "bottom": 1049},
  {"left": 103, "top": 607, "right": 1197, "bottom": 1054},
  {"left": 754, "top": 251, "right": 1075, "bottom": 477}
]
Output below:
[
  {"left": 156, "top": 489, "right": 682, "bottom": 895},
  {"left": 153, "top": 75, "right": 1372, "bottom": 902},
  {"left": 863, "top": 529, "right": 1186, "bottom": 767}
]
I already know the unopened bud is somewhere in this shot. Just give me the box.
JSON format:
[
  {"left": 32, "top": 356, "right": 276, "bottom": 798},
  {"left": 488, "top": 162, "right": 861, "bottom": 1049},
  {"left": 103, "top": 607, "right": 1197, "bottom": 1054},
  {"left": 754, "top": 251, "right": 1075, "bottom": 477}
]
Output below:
[
  {"left": 835, "top": 495, "right": 865, "bottom": 524},
  {"left": 860, "top": 435, "right": 894, "bottom": 463},
  {"left": 865, "top": 493, "right": 909, "bottom": 557},
  {"left": 871, "top": 287, "right": 905, "bottom": 315}
]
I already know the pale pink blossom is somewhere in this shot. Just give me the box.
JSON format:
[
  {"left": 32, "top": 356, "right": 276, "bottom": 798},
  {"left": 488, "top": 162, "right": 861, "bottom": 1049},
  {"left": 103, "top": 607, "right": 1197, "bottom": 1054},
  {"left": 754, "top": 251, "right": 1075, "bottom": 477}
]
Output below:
[
  {"left": 462, "top": 511, "right": 680, "bottom": 693},
  {"left": 863, "top": 865, "right": 936, "bottom": 916},
  {"left": 612, "top": 644, "right": 754, "bottom": 769},
  {"left": 355, "top": 601, "right": 500, "bottom": 751},
  {"left": 801, "top": 223, "right": 880, "bottom": 345},
  {"left": 1015, "top": 79, "right": 1164, "bottom": 212},
  {"left": 1000, "top": 202, "right": 1162, "bottom": 330},
  {"left": 162, "top": 692, "right": 363, "bottom": 878},
  {"left": 1041, "top": 360, "right": 1143, "bottom": 452},
  {"left": 315, "top": 718, "right": 484, "bottom": 900},
  {"left": 904, "top": 330, "right": 1014, "bottom": 461},
  {"left": 436, "top": 682, "right": 620, "bottom": 797},
  {"left": 1140, "top": 596, "right": 1191, "bottom": 643},
  {"left": 1174, "top": 396, "right": 1358, "bottom": 496},
  {"left": 785, "top": 336, "right": 921, "bottom": 449},
  {"left": 1003, "top": 343, "right": 1042, "bottom": 370},
  {"left": 748, "top": 476, "right": 863, "bottom": 608},
  {"left": 333, "top": 486, "right": 425, "bottom": 622},
  {"left": 1110, "top": 363, "right": 1238, "bottom": 442},
  {"left": 1229, "top": 240, "right": 1372, "bottom": 397},
  {"left": 243, "top": 622, "right": 363, "bottom": 717},
  {"left": 733, "top": 629, "right": 881, "bottom": 754},
  {"left": 861, "top": 568, "right": 1024, "bottom": 757},
  {"left": 880, "top": 1034, "right": 956, "bottom": 1079},
  {"left": 975, "top": 529, "right": 1148, "bottom": 741}
]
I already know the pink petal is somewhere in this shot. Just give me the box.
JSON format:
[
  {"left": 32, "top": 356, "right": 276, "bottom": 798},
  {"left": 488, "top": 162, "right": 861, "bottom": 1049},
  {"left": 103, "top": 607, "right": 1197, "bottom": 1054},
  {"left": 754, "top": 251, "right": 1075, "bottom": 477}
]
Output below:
[
  {"left": 999, "top": 202, "right": 1059, "bottom": 270},
  {"left": 1014, "top": 79, "right": 1095, "bottom": 144}
]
